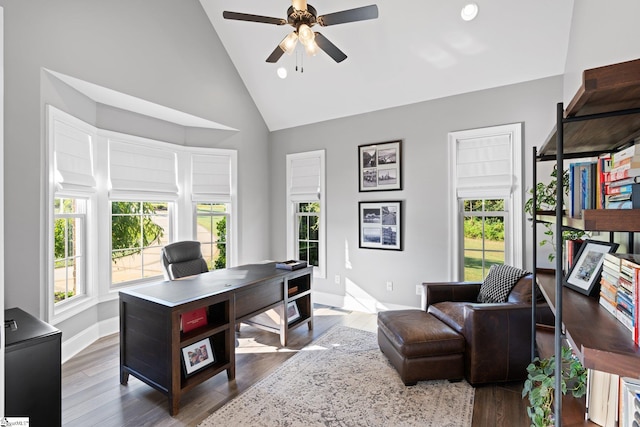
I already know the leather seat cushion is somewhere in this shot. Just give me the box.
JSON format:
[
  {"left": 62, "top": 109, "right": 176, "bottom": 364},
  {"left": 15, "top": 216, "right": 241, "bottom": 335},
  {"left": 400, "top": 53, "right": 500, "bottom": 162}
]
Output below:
[
  {"left": 427, "top": 302, "right": 469, "bottom": 334},
  {"left": 377, "top": 310, "right": 464, "bottom": 359}
]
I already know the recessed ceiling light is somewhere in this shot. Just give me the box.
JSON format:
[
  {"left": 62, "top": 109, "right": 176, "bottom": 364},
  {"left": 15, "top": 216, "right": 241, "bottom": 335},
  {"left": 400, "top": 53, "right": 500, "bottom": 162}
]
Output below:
[
  {"left": 461, "top": 3, "right": 479, "bottom": 21},
  {"left": 277, "top": 67, "right": 288, "bottom": 79}
]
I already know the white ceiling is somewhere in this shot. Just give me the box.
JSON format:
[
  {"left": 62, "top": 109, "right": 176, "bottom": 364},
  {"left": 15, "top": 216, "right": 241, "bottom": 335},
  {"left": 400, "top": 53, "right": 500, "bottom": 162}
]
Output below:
[{"left": 200, "top": 1, "right": 574, "bottom": 131}]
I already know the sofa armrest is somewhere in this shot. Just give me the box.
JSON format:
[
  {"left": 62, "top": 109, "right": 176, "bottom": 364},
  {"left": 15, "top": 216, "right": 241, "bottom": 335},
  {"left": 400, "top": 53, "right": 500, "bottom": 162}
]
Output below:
[
  {"left": 462, "top": 303, "right": 532, "bottom": 384},
  {"left": 422, "top": 282, "right": 481, "bottom": 310}
]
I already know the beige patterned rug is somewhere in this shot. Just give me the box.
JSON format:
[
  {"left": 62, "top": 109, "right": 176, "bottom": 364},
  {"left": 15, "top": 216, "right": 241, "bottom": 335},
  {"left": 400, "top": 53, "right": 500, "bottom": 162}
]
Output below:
[{"left": 199, "top": 325, "right": 474, "bottom": 427}]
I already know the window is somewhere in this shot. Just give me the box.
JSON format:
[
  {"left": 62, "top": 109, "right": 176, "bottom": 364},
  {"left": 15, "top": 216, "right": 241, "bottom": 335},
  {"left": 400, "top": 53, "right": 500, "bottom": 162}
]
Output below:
[
  {"left": 195, "top": 202, "right": 229, "bottom": 269},
  {"left": 296, "top": 202, "right": 320, "bottom": 267},
  {"left": 449, "top": 123, "right": 523, "bottom": 280},
  {"left": 53, "top": 197, "right": 86, "bottom": 303},
  {"left": 462, "top": 199, "right": 506, "bottom": 280},
  {"left": 286, "top": 150, "right": 326, "bottom": 278},
  {"left": 111, "top": 201, "right": 169, "bottom": 285}
]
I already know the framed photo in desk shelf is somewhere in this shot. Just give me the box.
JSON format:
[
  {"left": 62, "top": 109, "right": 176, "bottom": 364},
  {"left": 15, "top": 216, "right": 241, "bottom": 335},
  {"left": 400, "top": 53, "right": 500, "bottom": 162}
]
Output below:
[
  {"left": 287, "top": 301, "right": 300, "bottom": 323},
  {"left": 564, "top": 239, "right": 618, "bottom": 296},
  {"left": 181, "top": 338, "right": 215, "bottom": 377}
]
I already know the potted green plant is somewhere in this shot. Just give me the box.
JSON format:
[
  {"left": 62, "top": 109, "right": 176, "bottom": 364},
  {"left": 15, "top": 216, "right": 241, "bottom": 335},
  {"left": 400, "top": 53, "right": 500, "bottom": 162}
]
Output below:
[
  {"left": 522, "top": 346, "right": 587, "bottom": 427},
  {"left": 525, "top": 165, "right": 588, "bottom": 262}
]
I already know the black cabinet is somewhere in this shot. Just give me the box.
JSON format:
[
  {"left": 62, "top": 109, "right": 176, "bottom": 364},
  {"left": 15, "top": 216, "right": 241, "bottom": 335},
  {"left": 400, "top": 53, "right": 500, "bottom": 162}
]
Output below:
[{"left": 5, "top": 307, "right": 62, "bottom": 427}]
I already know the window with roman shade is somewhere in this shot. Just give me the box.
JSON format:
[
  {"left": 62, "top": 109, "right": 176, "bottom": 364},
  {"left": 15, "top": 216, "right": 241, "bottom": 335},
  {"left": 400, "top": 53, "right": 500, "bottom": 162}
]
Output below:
[
  {"left": 108, "top": 138, "right": 178, "bottom": 201},
  {"left": 191, "top": 153, "right": 232, "bottom": 203},
  {"left": 286, "top": 150, "right": 326, "bottom": 278},
  {"left": 455, "top": 134, "right": 514, "bottom": 198},
  {"left": 52, "top": 117, "right": 96, "bottom": 192},
  {"left": 288, "top": 154, "right": 322, "bottom": 202}
]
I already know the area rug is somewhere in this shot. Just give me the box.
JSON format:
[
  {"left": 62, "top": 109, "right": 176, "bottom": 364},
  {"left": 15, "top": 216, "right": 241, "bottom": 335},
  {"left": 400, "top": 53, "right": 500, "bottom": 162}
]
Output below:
[{"left": 199, "top": 325, "right": 474, "bottom": 427}]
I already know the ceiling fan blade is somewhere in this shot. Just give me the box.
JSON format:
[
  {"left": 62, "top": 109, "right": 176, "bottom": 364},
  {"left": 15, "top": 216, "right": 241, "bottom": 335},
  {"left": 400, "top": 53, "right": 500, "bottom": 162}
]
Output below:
[
  {"left": 266, "top": 45, "right": 286, "bottom": 63},
  {"left": 292, "top": 0, "right": 307, "bottom": 11},
  {"left": 317, "top": 5, "right": 378, "bottom": 26},
  {"left": 223, "top": 11, "right": 287, "bottom": 26},
  {"left": 314, "top": 32, "right": 347, "bottom": 63}
]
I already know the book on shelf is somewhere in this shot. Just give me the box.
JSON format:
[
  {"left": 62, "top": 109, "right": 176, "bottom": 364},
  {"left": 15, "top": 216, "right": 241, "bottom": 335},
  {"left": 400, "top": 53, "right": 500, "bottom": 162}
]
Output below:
[
  {"left": 564, "top": 239, "right": 585, "bottom": 273},
  {"left": 608, "top": 176, "right": 640, "bottom": 188},
  {"left": 620, "top": 377, "right": 640, "bottom": 427},
  {"left": 275, "top": 260, "right": 308, "bottom": 271},
  {"left": 587, "top": 369, "right": 619, "bottom": 427},
  {"left": 612, "top": 143, "right": 639, "bottom": 165},
  {"left": 607, "top": 168, "right": 640, "bottom": 182},
  {"left": 569, "top": 161, "right": 597, "bottom": 217},
  {"left": 181, "top": 307, "right": 208, "bottom": 333}
]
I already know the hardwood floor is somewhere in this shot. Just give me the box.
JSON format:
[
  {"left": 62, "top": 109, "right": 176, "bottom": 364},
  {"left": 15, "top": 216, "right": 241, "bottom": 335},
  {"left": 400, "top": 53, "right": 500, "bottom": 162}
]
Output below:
[{"left": 62, "top": 306, "right": 529, "bottom": 426}]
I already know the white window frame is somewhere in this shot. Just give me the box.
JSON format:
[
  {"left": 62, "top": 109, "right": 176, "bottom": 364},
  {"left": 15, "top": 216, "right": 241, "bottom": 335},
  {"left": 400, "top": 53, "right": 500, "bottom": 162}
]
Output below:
[
  {"left": 448, "top": 123, "right": 523, "bottom": 280},
  {"left": 46, "top": 106, "right": 99, "bottom": 324},
  {"left": 53, "top": 197, "right": 87, "bottom": 304},
  {"left": 45, "top": 105, "right": 238, "bottom": 323},
  {"left": 193, "top": 202, "right": 231, "bottom": 269},
  {"left": 286, "top": 150, "right": 326, "bottom": 279},
  {"left": 109, "top": 200, "right": 173, "bottom": 288}
]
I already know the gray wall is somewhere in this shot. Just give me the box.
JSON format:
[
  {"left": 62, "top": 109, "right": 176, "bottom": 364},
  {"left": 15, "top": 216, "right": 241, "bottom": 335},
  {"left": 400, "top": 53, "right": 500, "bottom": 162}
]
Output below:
[
  {"left": 269, "top": 76, "right": 563, "bottom": 309},
  {"left": 1, "top": 0, "right": 270, "bottom": 340},
  {"left": 563, "top": 0, "right": 640, "bottom": 105}
]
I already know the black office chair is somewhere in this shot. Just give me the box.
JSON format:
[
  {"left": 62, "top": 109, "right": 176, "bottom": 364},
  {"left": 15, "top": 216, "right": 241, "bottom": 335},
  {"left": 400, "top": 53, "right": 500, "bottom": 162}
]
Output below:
[{"left": 160, "top": 241, "right": 209, "bottom": 280}]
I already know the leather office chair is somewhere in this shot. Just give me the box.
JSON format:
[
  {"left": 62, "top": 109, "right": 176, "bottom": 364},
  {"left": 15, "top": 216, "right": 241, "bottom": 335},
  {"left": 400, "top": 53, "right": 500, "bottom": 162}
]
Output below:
[{"left": 160, "top": 241, "right": 209, "bottom": 280}]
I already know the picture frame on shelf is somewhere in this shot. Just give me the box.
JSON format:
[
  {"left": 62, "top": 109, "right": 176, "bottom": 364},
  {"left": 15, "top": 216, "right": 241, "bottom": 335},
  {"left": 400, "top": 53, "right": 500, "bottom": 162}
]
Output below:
[
  {"left": 358, "top": 200, "right": 402, "bottom": 251},
  {"left": 181, "top": 338, "right": 215, "bottom": 377},
  {"left": 358, "top": 140, "right": 402, "bottom": 192},
  {"left": 564, "top": 239, "right": 619, "bottom": 296},
  {"left": 287, "top": 301, "right": 301, "bottom": 323}
]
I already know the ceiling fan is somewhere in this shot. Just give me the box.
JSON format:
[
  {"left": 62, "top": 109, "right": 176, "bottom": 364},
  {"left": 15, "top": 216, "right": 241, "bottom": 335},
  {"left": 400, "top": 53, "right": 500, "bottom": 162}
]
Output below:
[{"left": 222, "top": 0, "right": 378, "bottom": 64}]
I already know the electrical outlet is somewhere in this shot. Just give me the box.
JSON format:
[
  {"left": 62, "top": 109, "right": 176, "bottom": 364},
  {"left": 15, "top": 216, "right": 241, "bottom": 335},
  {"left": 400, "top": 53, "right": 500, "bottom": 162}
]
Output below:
[
  {"left": 334, "top": 275, "right": 341, "bottom": 285},
  {"left": 386, "top": 281, "right": 393, "bottom": 291},
  {"left": 416, "top": 284, "right": 423, "bottom": 296}
]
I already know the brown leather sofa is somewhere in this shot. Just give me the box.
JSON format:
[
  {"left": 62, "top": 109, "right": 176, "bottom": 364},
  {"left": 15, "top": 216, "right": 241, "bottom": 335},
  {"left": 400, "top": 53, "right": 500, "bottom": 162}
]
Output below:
[{"left": 423, "top": 274, "right": 553, "bottom": 385}]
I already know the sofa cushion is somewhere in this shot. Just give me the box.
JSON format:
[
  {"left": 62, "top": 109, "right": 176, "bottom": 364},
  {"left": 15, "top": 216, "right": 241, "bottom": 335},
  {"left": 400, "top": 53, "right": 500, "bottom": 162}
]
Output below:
[
  {"left": 427, "top": 302, "right": 469, "bottom": 334},
  {"left": 477, "top": 264, "right": 530, "bottom": 303}
]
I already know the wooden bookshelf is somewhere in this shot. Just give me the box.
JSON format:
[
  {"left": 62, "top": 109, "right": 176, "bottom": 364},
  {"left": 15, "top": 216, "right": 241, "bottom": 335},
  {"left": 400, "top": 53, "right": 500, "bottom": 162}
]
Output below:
[
  {"left": 533, "top": 57, "right": 640, "bottom": 425},
  {"left": 536, "top": 271, "right": 640, "bottom": 379},
  {"left": 539, "top": 58, "right": 640, "bottom": 158},
  {"left": 537, "top": 209, "right": 640, "bottom": 232}
]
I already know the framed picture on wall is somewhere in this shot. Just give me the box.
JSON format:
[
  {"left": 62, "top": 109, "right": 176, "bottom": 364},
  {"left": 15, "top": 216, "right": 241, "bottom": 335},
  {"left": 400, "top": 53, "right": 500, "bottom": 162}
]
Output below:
[
  {"left": 358, "top": 201, "right": 402, "bottom": 250},
  {"left": 564, "top": 240, "right": 618, "bottom": 296},
  {"left": 358, "top": 140, "right": 402, "bottom": 192}
]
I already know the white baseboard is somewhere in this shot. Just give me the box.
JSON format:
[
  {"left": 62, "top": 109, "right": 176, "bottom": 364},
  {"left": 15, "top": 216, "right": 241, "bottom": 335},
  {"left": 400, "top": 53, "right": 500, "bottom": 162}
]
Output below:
[{"left": 61, "top": 316, "right": 119, "bottom": 364}]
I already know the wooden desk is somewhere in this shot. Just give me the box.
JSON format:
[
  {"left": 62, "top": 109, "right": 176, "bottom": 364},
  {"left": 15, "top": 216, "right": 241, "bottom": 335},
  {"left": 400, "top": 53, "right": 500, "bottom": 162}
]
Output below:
[{"left": 119, "top": 262, "right": 313, "bottom": 415}]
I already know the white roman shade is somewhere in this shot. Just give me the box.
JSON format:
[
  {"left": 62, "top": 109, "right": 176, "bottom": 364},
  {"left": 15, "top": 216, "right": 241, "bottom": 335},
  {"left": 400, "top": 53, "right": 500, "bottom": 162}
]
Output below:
[
  {"left": 288, "top": 154, "right": 322, "bottom": 201},
  {"left": 109, "top": 139, "right": 178, "bottom": 200},
  {"left": 53, "top": 119, "right": 96, "bottom": 191},
  {"left": 191, "top": 153, "right": 232, "bottom": 202},
  {"left": 456, "top": 134, "right": 513, "bottom": 198}
]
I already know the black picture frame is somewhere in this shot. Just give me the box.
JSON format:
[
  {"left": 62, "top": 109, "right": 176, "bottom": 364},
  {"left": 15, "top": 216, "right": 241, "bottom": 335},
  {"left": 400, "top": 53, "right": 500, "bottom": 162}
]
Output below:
[
  {"left": 358, "top": 200, "right": 402, "bottom": 250},
  {"left": 181, "top": 337, "right": 215, "bottom": 377},
  {"left": 358, "top": 140, "right": 402, "bottom": 192},
  {"left": 564, "top": 239, "right": 619, "bottom": 296}
]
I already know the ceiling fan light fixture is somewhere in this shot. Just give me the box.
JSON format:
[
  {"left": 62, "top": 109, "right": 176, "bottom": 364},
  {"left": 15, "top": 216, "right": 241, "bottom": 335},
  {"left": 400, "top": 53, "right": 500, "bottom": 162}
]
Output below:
[
  {"left": 461, "top": 3, "right": 479, "bottom": 21},
  {"left": 303, "top": 40, "right": 319, "bottom": 56},
  {"left": 277, "top": 67, "right": 288, "bottom": 79},
  {"left": 298, "top": 24, "right": 315, "bottom": 46},
  {"left": 280, "top": 32, "right": 299, "bottom": 55}
]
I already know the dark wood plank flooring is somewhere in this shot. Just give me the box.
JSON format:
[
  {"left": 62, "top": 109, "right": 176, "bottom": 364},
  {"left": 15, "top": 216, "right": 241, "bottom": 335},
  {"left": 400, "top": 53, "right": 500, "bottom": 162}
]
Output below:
[{"left": 61, "top": 306, "right": 529, "bottom": 426}]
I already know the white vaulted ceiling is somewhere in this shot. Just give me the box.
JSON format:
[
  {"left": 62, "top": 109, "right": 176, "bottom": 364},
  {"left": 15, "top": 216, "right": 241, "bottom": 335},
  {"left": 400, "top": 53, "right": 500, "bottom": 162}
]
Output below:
[{"left": 200, "top": 1, "right": 574, "bottom": 131}]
